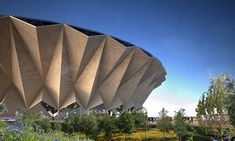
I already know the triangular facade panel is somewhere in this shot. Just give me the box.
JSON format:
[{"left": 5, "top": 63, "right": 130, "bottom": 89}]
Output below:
[
  {"left": 3, "top": 85, "right": 27, "bottom": 116},
  {"left": 118, "top": 59, "right": 152, "bottom": 108},
  {"left": 63, "top": 25, "right": 88, "bottom": 81},
  {"left": 44, "top": 30, "right": 63, "bottom": 108},
  {"left": 0, "top": 16, "right": 166, "bottom": 116},
  {"left": 98, "top": 49, "right": 134, "bottom": 107},
  {"left": 74, "top": 39, "right": 104, "bottom": 109},
  {"left": 0, "top": 17, "right": 11, "bottom": 79}
]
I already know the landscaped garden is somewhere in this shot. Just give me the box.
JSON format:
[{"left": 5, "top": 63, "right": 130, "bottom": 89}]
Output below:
[
  {"left": 0, "top": 73, "right": 234, "bottom": 141},
  {"left": 0, "top": 110, "right": 178, "bottom": 141}
]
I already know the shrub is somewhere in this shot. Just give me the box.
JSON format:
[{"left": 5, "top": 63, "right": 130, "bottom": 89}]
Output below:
[
  {"left": 182, "top": 132, "right": 193, "bottom": 141},
  {"left": 22, "top": 110, "right": 40, "bottom": 122},
  {"left": 78, "top": 113, "right": 99, "bottom": 140},
  {"left": 35, "top": 118, "right": 51, "bottom": 133},
  {"left": 97, "top": 114, "right": 116, "bottom": 140},
  {"left": 51, "top": 121, "right": 62, "bottom": 132},
  {"left": 193, "top": 125, "right": 207, "bottom": 136},
  {"left": 193, "top": 134, "right": 208, "bottom": 141},
  {"left": 149, "top": 124, "right": 156, "bottom": 128},
  {"left": 62, "top": 119, "right": 74, "bottom": 135}
]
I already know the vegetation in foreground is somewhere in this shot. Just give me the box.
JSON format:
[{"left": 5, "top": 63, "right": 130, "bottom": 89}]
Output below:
[
  {"left": 195, "top": 73, "right": 235, "bottom": 140},
  {"left": 0, "top": 111, "right": 178, "bottom": 141},
  {"left": 97, "top": 129, "right": 177, "bottom": 141},
  {"left": 0, "top": 73, "right": 234, "bottom": 141}
]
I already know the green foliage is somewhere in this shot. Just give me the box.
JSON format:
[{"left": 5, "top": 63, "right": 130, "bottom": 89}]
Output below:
[
  {"left": 0, "top": 118, "right": 43, "bottom": 141},
  {"left": 35, "top": 118, "right": 51, "bottom": 133},
  {"left": 22, "top": 110, "right": 40, "bottom": 122},
  {"left": 149, "top": 124, "right": 156, "bottom": 128},
  {"left": 182, "top": 132, "right": 193, "bottom": 141},
  {"left": 0, "top": 109, "right": 180, "bottom": 141},
  {"left": 227, "top": 95, "right": 235, "bottom": 126},
  {"left": 0, "top": 119, "right": 85, "bottom": 141},
  {"left": 224, "top": 78, "right": 235, "bottom": 127},
  {"left": 60, "top": 111, "right": 149, "bottom": 140},
  {"left": 193, "top": 125, "right": 207, "bottom": 136},
  {"left": 70, "top": 115, "right": 80, "bottom": 133},
  {"left": 195, "top": 93, "right": 207, "bottom": 124},
  {"left": 156, "top": 107, "right": 173, "bottom": 137},
  {"left": 51, "top": 121, "right": 62, "bottom": 132},
  {"left": 117, "top": 110, "right": 135, "bottom": 135},
  {"left": 97, "top": 114, "right": 116, "bottom": 140},
  {"left": 78, "top": 113, "right": 99, "bottom": 140},
  {"left": 193, "top": 134, "right": 208, "bottom": 141},
  {"left": 196, "top": 73, "right": 235, "bottom": 138},
  {"left": 173, "top": 108, "right": 187, "bottom": 141},
  {"left": 62, "top": 116, "right": 77, "bottom": 135},
  {"left": 196, "top": 74, "right": 233, "bottom": 124},
  {"left": 132, "top": 111, "right": 148, "bottom": 131}
]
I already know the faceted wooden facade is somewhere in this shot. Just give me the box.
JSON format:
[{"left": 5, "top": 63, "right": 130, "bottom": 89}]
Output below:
[{"left": 0, "top": 16, "right": 166, "bottom": 115}]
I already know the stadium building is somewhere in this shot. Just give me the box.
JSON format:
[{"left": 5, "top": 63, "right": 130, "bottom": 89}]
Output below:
[{"left": 0, "top": 16, "right": 166, "bottom": 116}]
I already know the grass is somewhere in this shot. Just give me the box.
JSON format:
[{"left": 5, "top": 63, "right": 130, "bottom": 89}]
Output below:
[{"left": 97, "top": 129, "right": 178, "bottom": 141}]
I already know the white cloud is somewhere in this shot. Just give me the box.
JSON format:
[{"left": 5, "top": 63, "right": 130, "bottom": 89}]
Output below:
[{"left": 143, "top": 90, "right": 198, "bottom": 117}]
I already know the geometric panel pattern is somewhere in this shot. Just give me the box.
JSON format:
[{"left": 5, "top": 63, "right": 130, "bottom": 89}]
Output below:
[{"left": 0, "top": 16, "right": 166, "bottom": 116}]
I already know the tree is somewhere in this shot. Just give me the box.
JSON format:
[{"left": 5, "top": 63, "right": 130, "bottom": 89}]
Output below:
[
  {"left": 132, "top": 111, "right": 147, "bottom": 131},
  {"left": 156, "top": 107, "right": 172, "bottom": 138},
  {"left": 62, "top": 116, "right": 75, "bottom": 136},
  {"left": 226, "top": 94, "right": 235, "bottom": 127},
  {"left": 224, "top": 76, "right": 235, "bottom": 127},
  {"left": 98, "top": 114, "right": 116, "bottom": 140},
  {"left": 173, "top": 108, "right": 187, "bottom": 141},
  {"left": 78, "top": 113, "right": 99, "bottom": 140},
  {"left": 117, "top": 110, "right": 135, "bottom": 139},
  {"left": 195, "top": 93, "right": 207, "bottom": 124},
  {"left": 196, "top": 74, "right": 235, "bottom": 138},
  {"left": 132, "top": 110, "right": 149, "bottom": 139},
  {"left": 51, "top": 121, "right": 62, "bottom": 132}
]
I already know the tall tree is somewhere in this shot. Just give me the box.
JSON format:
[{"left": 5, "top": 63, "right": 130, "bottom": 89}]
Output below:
[
  {"left": 226, "top": 95, "right": 235, "bottom": 127},
  {"left": 156, "top": 107, "right": 172, "bottom": 138},
  {"left": 132, "top": 111, "right": 147, "bottom": 131},
  {"left": 97, "top": 114, "right": 116, "bottom": 140},
  {"left": 195, "top": 93, "right": 207, "bottom": 124},
  {"left": 196, "top": 74, "right": 235, "bottom": 139},
  {"left": 132, "top": 110, "right": 149, "bottom": 139},
  {"left": 78, "top": 113, "right": 99, "bottom": 140},
  {"left": 117, "top": 110, "right": 135, "bottom": 139},
  {"left": 173, "top": 108, "right": 187, "bottom": 141},
  {"left": 224, "top": 76, "right": 235, "bottom": 127}
]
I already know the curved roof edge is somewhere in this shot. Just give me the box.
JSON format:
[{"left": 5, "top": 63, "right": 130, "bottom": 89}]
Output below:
[{"left": 0, "top": 15, "right": 155, "bottom": 58}]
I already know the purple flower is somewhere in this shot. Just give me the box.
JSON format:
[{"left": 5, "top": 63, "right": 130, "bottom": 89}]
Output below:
[
  {"left": 7, "top": 129, "right": 12, "bottom": 133},
  {"left": 54, "top": 138, "right": 59, "bottom": 141},
  {"left": 2, "top": 117, "right": 9, "bottom": 121},
  {"left": 0, "top": 133, "right": 3, "bottom": 137},
  {"left": 14, "top": 128, "right": 18, "bottom": 133}
]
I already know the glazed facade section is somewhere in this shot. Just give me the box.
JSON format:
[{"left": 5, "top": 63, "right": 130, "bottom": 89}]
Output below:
[{"left": 0, "top": 16, "right": 166, "bottom": 115}]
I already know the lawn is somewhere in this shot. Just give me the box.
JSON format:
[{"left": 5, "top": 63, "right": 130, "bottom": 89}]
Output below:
[{"left": 97, "top": 129, "right": 178, "bottom": 141}]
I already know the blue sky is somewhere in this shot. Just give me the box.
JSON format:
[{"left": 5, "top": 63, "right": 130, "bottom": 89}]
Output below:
[{"left": 1, "top": 0, "right": 235, "bottom": 116}]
